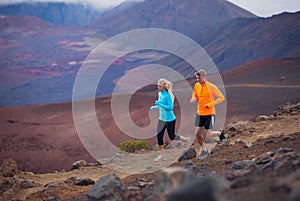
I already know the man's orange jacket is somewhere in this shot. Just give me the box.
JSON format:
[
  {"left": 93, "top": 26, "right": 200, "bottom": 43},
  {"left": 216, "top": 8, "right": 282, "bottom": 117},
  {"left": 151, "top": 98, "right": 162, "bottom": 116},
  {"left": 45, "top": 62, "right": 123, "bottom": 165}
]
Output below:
[{"left": 191, "top": 81, "right": 224, "bottom": 116}]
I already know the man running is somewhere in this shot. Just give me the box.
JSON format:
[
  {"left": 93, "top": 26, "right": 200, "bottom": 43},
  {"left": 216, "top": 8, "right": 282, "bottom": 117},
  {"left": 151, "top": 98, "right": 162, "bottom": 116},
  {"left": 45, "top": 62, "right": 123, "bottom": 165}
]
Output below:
[{"left": 190, "top": 69, "right": 225, "bottom": 159}]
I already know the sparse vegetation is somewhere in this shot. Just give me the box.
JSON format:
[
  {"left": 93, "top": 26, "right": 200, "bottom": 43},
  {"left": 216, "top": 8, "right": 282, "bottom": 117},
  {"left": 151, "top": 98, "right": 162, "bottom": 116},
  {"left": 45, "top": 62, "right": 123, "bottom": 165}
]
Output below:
[{"left": 119, "top": 139, "right": 149, "bottom": 153}]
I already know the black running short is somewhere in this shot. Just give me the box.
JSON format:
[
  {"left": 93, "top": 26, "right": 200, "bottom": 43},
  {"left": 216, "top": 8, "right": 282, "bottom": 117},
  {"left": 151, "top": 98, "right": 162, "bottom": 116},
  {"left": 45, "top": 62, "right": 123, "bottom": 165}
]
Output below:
[{"left": 194, "top": 114, "right": 215, "bottom": 130}]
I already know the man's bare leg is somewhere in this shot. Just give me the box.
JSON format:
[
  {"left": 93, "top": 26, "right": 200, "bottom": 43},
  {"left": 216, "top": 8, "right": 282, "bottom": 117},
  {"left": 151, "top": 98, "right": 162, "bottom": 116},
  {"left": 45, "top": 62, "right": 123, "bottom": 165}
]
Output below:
[
  {"left": 195, "top": 127, "right": 208, "bottom": 152},
  {"left": 196, "top": 127, "right": 209, "bottom": 159},
  {"left": 208, "top": 130, "right": 220, "bottom": 136},
  {"left": 193, "top": 127, "right": 201, "bottom": 154}
]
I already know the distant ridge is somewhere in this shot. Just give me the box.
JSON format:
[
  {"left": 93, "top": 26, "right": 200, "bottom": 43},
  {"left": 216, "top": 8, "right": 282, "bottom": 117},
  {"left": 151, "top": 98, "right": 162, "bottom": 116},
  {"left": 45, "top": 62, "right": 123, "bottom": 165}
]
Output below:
[{"left": 0, "top": 2, "right": 104, "bottom": 25}]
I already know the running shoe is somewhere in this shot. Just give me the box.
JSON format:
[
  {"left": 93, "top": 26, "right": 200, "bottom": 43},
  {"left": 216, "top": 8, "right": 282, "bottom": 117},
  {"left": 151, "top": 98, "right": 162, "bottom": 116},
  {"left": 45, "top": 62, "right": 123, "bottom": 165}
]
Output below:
[
  {"left": 154, "top": 155, "right": 165, "bottom": 161},
  {"left": 219, "top": 130, "right": 225, "bottom": 142},
  {"left": 198, "top": 150, "right": 209, "bottom": 160},
  {"left": 186, "top": 137, "right": 191, "bottom": 144}
]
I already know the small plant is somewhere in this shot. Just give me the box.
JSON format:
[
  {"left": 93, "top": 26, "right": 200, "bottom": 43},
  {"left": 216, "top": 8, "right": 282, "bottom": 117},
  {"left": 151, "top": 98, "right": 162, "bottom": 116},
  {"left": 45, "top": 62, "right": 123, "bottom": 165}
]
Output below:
[{"left": 119, "top": 139, "right": 149, "bottom": 153}]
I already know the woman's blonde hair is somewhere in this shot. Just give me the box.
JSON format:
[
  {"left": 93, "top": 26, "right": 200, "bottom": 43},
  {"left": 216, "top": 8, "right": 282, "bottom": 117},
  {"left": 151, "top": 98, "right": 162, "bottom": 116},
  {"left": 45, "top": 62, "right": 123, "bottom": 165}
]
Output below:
[{"left": 158, "top": 78, "right": 175, "bottom": 102}]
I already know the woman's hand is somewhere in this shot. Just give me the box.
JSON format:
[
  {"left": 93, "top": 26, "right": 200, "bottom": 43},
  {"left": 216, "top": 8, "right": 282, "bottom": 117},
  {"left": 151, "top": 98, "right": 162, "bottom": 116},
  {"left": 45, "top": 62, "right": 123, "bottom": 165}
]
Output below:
[{"left": 150, "top": 105, "right": 159, "bottom": 111}]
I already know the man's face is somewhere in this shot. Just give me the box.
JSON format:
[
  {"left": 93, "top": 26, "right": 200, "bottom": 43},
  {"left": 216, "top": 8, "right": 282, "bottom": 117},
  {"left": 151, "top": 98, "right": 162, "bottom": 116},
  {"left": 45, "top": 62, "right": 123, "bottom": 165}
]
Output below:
[{"left": 196, "top": 75, "right": 206, "bottom": 84}]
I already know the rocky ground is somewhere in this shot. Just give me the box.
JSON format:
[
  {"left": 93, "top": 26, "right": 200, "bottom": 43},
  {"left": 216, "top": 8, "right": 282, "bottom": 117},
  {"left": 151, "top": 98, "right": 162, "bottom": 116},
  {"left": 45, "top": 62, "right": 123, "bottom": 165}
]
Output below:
[{"left": 1, "top": 102, "right": 300, "bottom": 201}]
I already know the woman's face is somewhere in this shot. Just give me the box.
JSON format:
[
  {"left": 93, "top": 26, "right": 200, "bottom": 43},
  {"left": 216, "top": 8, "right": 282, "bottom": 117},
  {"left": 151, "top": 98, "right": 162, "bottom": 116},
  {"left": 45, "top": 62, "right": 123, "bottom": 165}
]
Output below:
[{"left": 157, "top": 83, "right": 164, "bottom": 92}]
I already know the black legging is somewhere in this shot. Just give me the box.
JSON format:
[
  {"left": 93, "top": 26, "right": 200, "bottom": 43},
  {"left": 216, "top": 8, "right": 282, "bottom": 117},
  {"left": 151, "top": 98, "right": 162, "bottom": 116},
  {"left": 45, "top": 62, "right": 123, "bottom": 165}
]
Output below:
[{"left": 157, "top": 119, "right": 177, "bottom": 146}]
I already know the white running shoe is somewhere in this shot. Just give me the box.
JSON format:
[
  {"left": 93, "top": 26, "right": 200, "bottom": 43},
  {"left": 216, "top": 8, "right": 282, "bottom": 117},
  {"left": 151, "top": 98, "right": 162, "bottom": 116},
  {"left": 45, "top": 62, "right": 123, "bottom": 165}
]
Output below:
[
  {"left": 184, "top": 137, "right": 191, "bottom": 144},
  {"left": 154, "top": 155, "right": 165, "bottom": 161}
]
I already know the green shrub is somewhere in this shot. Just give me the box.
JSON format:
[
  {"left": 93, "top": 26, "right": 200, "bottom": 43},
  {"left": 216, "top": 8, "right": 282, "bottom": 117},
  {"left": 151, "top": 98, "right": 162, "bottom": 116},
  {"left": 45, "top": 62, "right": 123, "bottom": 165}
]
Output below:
[{"left": 119, "top": 139, "right": 148, "bottom": 153}]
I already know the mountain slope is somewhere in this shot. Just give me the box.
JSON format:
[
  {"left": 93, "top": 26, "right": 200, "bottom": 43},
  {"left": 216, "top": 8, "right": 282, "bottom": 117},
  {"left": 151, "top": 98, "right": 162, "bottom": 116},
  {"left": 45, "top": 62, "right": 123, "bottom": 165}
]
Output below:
[
  {"left": 204, "top": 12, "right": 300, "bottom": 71},
  {"left": 153, "top": 11, "right": 300, "bottom": 78},
  {"left": 93, "top": 0, "right": 256, "bottom": 40}
]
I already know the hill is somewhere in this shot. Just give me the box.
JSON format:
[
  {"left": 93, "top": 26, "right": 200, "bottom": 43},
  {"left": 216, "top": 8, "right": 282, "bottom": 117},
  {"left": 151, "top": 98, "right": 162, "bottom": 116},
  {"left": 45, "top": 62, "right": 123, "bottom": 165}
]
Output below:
[
  {"left": 0, "top": 102, "right": 299, "bottom": 201},
  {"left": 223, "top": 57, "right": 300, "bottom": 123}
]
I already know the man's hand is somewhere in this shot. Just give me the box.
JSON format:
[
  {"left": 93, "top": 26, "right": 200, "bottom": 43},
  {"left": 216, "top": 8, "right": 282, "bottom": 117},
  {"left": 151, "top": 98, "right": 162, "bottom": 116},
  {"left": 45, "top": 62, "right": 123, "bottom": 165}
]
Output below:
[
  {"left": 205, "top": 103, "right": 212, "bottom": 108},
  {"left": 190, "top": 98, "right": 197, "bottom": 103}
]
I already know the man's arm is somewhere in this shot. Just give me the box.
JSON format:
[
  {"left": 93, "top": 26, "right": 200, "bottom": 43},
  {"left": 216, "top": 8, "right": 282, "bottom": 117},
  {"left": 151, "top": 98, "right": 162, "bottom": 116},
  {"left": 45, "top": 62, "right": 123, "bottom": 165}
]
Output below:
[
  {"left": 190, "top": 85, "right": 198, "bottom": 103},
  {"left": 206, "top": 85, "right": 224, "bottom": 108}
]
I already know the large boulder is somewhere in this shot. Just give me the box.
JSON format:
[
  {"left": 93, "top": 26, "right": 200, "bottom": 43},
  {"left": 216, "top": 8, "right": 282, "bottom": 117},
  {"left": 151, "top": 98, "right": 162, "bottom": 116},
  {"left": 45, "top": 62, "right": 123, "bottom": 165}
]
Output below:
[{"left": 86, "top": 173, "right": 125, "bottom": 201}]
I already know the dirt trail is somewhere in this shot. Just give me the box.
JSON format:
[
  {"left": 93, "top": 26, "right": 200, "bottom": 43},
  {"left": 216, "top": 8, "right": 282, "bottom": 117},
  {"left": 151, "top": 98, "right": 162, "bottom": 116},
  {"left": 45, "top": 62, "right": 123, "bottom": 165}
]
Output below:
[{"left": 98, "top": 141, "right": 217, "bottom": 175}]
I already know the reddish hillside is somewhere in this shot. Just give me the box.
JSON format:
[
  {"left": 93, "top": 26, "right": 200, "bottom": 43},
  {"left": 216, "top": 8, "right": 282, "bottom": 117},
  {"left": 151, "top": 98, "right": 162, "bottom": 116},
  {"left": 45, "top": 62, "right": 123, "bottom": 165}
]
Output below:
[
  {"left": 0, "top": 92, "right": 158, "bottom": 173},
  {"left": 222, "top": 57, "right": 300, "bottom": 85},
  {"left": 222, "top": 57, "right": 300, "bottom": 122}
]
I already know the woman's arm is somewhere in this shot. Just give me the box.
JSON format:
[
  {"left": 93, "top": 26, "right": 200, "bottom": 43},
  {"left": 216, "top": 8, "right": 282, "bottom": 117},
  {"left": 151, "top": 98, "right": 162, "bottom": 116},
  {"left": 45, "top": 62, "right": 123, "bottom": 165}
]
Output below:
[{"left": 155, "top": 93, "right": 173, "bottom": 110}]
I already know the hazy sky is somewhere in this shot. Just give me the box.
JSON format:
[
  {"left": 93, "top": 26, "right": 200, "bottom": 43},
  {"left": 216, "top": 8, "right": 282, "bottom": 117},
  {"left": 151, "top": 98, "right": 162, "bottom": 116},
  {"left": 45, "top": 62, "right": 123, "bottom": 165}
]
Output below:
[
  {"left": 0, "top": 0, "right": 300, "bottom": 17},
  {"left": 227, "top": 0, "right": 300, "bottom": 17}
]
